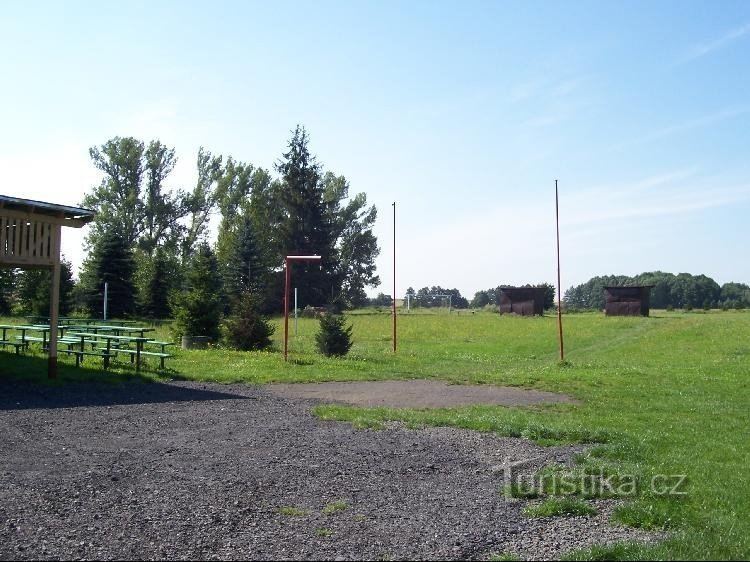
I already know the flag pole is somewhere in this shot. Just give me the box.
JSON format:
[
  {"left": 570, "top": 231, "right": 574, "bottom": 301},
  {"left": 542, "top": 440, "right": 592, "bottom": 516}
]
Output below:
[
  {"left": 392, "top": 201, "right": 397, "bottom": 353},
  {"left": 555, "top": 180, "right": 565, "bottom": 361}
]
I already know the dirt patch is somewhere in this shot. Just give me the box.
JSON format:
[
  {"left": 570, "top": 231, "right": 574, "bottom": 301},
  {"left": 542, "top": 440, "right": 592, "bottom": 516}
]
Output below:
[
  {"left": 0, "top": 380, "right": 657, "bottom": 561},
  {"left": 265, "top": 379, "right": 576, "bottom": 408}
]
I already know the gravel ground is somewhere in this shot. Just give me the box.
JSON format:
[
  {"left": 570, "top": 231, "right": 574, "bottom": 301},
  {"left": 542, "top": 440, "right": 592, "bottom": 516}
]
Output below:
[
  {"left": 0, "top": 380, "right": 660, "bottom": 560},
  {"left": 265, "top": 379, "right": 577, "bottom": 408}
]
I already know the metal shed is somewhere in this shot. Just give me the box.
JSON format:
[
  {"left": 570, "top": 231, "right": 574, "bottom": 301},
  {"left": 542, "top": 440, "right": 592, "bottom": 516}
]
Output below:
[
  {"left": 497, "top": 286, "right": 546, "bottom": 316},
  {"left": 0, "top": 195, "right": 95, "bottom": 377},
  {"left": 603, "top": 286, "right": 654, "bottom": 317}
]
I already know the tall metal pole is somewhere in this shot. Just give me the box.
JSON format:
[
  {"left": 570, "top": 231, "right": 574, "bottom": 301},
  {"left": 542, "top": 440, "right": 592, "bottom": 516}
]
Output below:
[
  {"left": 103, "top": 282, "right": 108, "bottom": 321},
  {"left": 555, "top": 180, "right": 565, "bottom": 361},
  {"left": 392, "top": 201, "right": 396, "bottom": 352},
  {"left": 284, "top": 260, "right": 290, "bottom": 361}
]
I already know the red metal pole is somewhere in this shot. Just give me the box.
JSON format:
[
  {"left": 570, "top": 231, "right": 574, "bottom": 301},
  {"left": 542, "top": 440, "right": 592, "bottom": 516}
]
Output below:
[
  {"left": 392, "top": 201, "right": 396, "bottom": 353},
  {"left": 284, "top": 259, "right": 290, "bottom": 361},
  {"left": 555, "top": 180, "right": 565, "bottom": 362}
]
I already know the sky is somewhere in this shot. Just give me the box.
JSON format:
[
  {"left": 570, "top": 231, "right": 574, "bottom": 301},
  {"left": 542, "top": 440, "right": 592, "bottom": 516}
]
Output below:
[{"left": 1, "top": 0, "right": 749, "bottom": 299}]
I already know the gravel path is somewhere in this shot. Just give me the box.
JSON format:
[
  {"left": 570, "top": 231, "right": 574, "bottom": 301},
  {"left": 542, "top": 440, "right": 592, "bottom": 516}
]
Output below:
[
  {"left": 0, "top": 380, "right": 659, "bottom": 560},
  {"left": 265, "top": 379, "right": 577, "bottom": 408}
]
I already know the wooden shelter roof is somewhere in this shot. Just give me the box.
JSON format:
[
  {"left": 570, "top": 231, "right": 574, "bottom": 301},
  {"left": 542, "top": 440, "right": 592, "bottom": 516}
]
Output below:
[{"left": 0, "top": 195, "right": 94, "bottom": 228}]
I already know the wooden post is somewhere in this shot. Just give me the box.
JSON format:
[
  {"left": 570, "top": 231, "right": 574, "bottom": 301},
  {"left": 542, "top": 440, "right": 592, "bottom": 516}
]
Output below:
[
  {"left": 48, "top": 224, "right": 61, "bottom": 379},
  {"left": 284, "top": 259, "right": 290, "bottom": 362}
]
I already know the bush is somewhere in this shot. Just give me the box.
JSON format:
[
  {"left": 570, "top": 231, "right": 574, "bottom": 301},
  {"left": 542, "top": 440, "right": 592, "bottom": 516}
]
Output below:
[
  {"left": 315, "top": 312, "right": 353, "bottom": 357},
  {"left": 222, "top": 294, "right": 275, "bottom": 351}
]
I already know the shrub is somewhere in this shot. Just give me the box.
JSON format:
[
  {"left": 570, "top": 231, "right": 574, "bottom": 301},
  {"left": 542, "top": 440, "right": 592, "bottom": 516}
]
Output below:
[
  {"left": 222, "top": 293, "right": 275, "bottom": 351},
  {"left": 316, "top": 312, "right": 353, "bottom": 357}
]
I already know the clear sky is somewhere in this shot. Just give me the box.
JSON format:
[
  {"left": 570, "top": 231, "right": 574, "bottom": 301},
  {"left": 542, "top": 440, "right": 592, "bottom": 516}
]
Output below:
[{"left": 1, "top": 1, "right": 749, "bottom": 299}]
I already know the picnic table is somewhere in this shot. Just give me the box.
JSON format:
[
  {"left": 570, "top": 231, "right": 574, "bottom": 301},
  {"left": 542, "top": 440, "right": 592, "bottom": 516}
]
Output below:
[
  {"left": 66, "top": 325, "right": 155, "bottom": 338},
  {"left": 0, "top": 324, "right": 25, "bottom": 353},
  {"left": 12, "top": 325, "right": 52, "bottom": 351},
  {"left": 67, "top": 332, "right": 152, "bottom": 371}
]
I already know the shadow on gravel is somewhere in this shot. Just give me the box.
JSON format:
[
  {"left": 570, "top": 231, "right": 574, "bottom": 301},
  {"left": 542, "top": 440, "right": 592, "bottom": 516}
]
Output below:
[
  {"left": 0, "top": 353, "right": 247, "bottom": 410},
  {"left": 0, "top": 380, "right": 248, "bottom": 410}
]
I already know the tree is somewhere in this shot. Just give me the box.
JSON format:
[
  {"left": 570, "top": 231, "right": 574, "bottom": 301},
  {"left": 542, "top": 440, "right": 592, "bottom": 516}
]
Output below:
[
  {"left": 0, "top": 268, "right": 15, "bottom": 314},
  {"left": 78, "top": 230, "right": 136, "bottom": 318},
  {"left": 84, "top": 137, "right": 145, "bottom": 247},
  {"left": 275, "top": 126, "right": 335, "bottom": 308},
  {"left": 171, "top": 243, "right": 223, "bottom": 341},
  {"left": 140, "top": 141, "right": 184, "bottom": 256},
  {"left": 84, "top": 136, "right": 185, "bottom": 258},
  {"left": 15, "top": 259, "right": 75, "bottom": 316},
  {"left": 315, "top": 312, "right": 353, "bottom": 357},
  {"left": 323, "top": 173, "right": 380, "bottom": 308},
  {"left": 222, "top": 293, "right": 275, "bottom": 351},
  {"left": 182, "top": 147, "right": 223, "bottom": 260},
  {"left": 135, "top": 247, "right": 181, "bottom": 319}
]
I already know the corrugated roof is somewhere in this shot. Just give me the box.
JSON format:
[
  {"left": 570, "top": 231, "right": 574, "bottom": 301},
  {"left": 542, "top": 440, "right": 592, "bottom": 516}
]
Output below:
[{"left": 0, "top": 195, "right": 95, "bottom": 223}]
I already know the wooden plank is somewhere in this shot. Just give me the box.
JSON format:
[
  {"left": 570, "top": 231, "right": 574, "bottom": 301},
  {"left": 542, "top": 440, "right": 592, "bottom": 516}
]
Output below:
[
  {"left": 0, "top": 216, "right": 6, "bottom": 258},
  {"left": 13, "top": 219, "right": 21, "bottom": 258}
]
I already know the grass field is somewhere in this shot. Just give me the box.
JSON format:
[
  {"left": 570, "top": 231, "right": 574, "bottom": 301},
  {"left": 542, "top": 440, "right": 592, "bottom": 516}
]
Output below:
[{"left": 1, "top": 309, "right": 748, "bottom": 560}]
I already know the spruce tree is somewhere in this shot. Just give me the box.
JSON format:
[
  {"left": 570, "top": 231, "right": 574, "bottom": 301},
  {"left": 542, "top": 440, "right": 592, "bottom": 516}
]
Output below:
[
  {"left": 222, "top": 293, "right": 275, "bottom": 351},
  {"left": 78, "top": 231, "right": 136, "bottom": 318},
  {"left": 171, "top": 243, "right": 223, "bottom": 341},
  {"left": 315, "top": 312, "right": 353, "bottom": 357}
]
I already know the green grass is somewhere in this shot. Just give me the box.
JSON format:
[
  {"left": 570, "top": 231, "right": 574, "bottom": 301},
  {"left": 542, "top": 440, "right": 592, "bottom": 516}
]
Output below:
[
  {"left": 523, "top": 497, "right": 598, "bottom": 518},
  {"left": 277, "top": 505, "right": 308, "bottom": 517},
  {"left": 1, "top": 309, "right": 749, "bottom": 559},
  {"left": 322, "top": 499, "right": 348, "bottom": 515},
  {"left": 315, "top": 527, "right": 333, "bottom": 537}
]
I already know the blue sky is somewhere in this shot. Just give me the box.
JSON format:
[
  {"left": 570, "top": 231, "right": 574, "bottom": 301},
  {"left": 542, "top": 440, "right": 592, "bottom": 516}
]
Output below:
[{"left": 1, "top": 1, "right": 749, "bottom": 298}]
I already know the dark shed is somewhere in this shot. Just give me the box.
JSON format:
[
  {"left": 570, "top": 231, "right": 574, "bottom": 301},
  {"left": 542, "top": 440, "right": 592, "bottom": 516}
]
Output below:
[
  {"left": 603, "top": 286, "right": 654, "bottom": 316},
  {"left": 497, "top": 286, "right": 546, "bottom": 316}
]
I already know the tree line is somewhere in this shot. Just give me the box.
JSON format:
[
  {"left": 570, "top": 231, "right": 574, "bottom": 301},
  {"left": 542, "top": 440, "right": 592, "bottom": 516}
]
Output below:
[
  {"left": 564, "top": 272, "right": 750, "bottom": 311},
  {"left": 0, "top": 127, "right": 381, "bottom": 332}
]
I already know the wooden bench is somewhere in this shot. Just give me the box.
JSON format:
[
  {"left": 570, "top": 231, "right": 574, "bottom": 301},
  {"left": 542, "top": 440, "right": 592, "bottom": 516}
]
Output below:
[
  {"left": 101, "top": 348, "right": 173, "bottom": 370},
  {"left": 61, "top": 349, "right": 113, "bottom": 368},
  {"left": 0, "top": 340, "right": 25, "bottom": 354}
]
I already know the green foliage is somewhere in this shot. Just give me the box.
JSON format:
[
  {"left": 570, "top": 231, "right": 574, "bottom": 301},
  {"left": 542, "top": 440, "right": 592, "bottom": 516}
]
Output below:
[
  {"left": 0, "top": 269, "right": 14, "bottom": 314},
  {"left": 563, "top": 271, "right": 734, "bottom": 310},
  {"left": 221, "top": 293, "right": 275, "bottom": 351},
  {"left": 15, "top": 259, "right": 75, "bottom": 316},
  {"left": 78, "top": 230, "right": 136, "bottom": 317},
  {"left": 171, "top": 244, "right": 223, "bottom": 340},
  {"left": 523, "top": 497, "right": 597, "bottom": 518},
  {"left": 135, "top": 247, "right": 181, "bottom": 319},
  {"left": 275, "top": 126, "right": 380, "bottom": 309},
  {"left": 315, "top": 312, "right": 353, "bottom": 356},
  {"left": 410, "top": 286, "right": 469, "bottom": 309},
  {"left": 84, "top": 137, "right": 184, "bottom": 252}
]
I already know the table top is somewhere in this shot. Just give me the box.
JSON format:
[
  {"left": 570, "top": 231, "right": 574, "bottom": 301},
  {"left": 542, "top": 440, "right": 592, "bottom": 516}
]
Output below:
[
  {"left": 13, "top": 325, "right": 51, "bottom": 331},
  {"left": 67, "top": 332, "right": 152, "bottom": 342}
]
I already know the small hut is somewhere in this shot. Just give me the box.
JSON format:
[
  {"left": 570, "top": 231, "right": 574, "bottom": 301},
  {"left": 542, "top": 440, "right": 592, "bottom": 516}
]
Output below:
[
  {"left": 497, "top": 286, "right": 546, "bottom": 316},
  {"left": 603, "top": 286, "right": 653, "bottom": 317},
  {"left": 0, "top": 195, "right": 95, "bottom": 377}
]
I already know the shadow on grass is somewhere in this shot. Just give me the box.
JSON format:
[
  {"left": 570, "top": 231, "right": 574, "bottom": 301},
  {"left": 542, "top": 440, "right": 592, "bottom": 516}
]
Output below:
[{"left": 0, "top": 352, "right": 247, "bottom": 410}]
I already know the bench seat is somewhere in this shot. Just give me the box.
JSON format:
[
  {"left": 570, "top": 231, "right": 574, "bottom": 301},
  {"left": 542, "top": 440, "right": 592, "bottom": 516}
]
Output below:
[
  {"left": 102, "top": 348, "right": 174, "bottom": 369},
  {"left": 0, "top": 340, "right": 25, "bottom": 354},
  {"left": 61, "top": 349, "right": 113, "bottom": 368}
]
